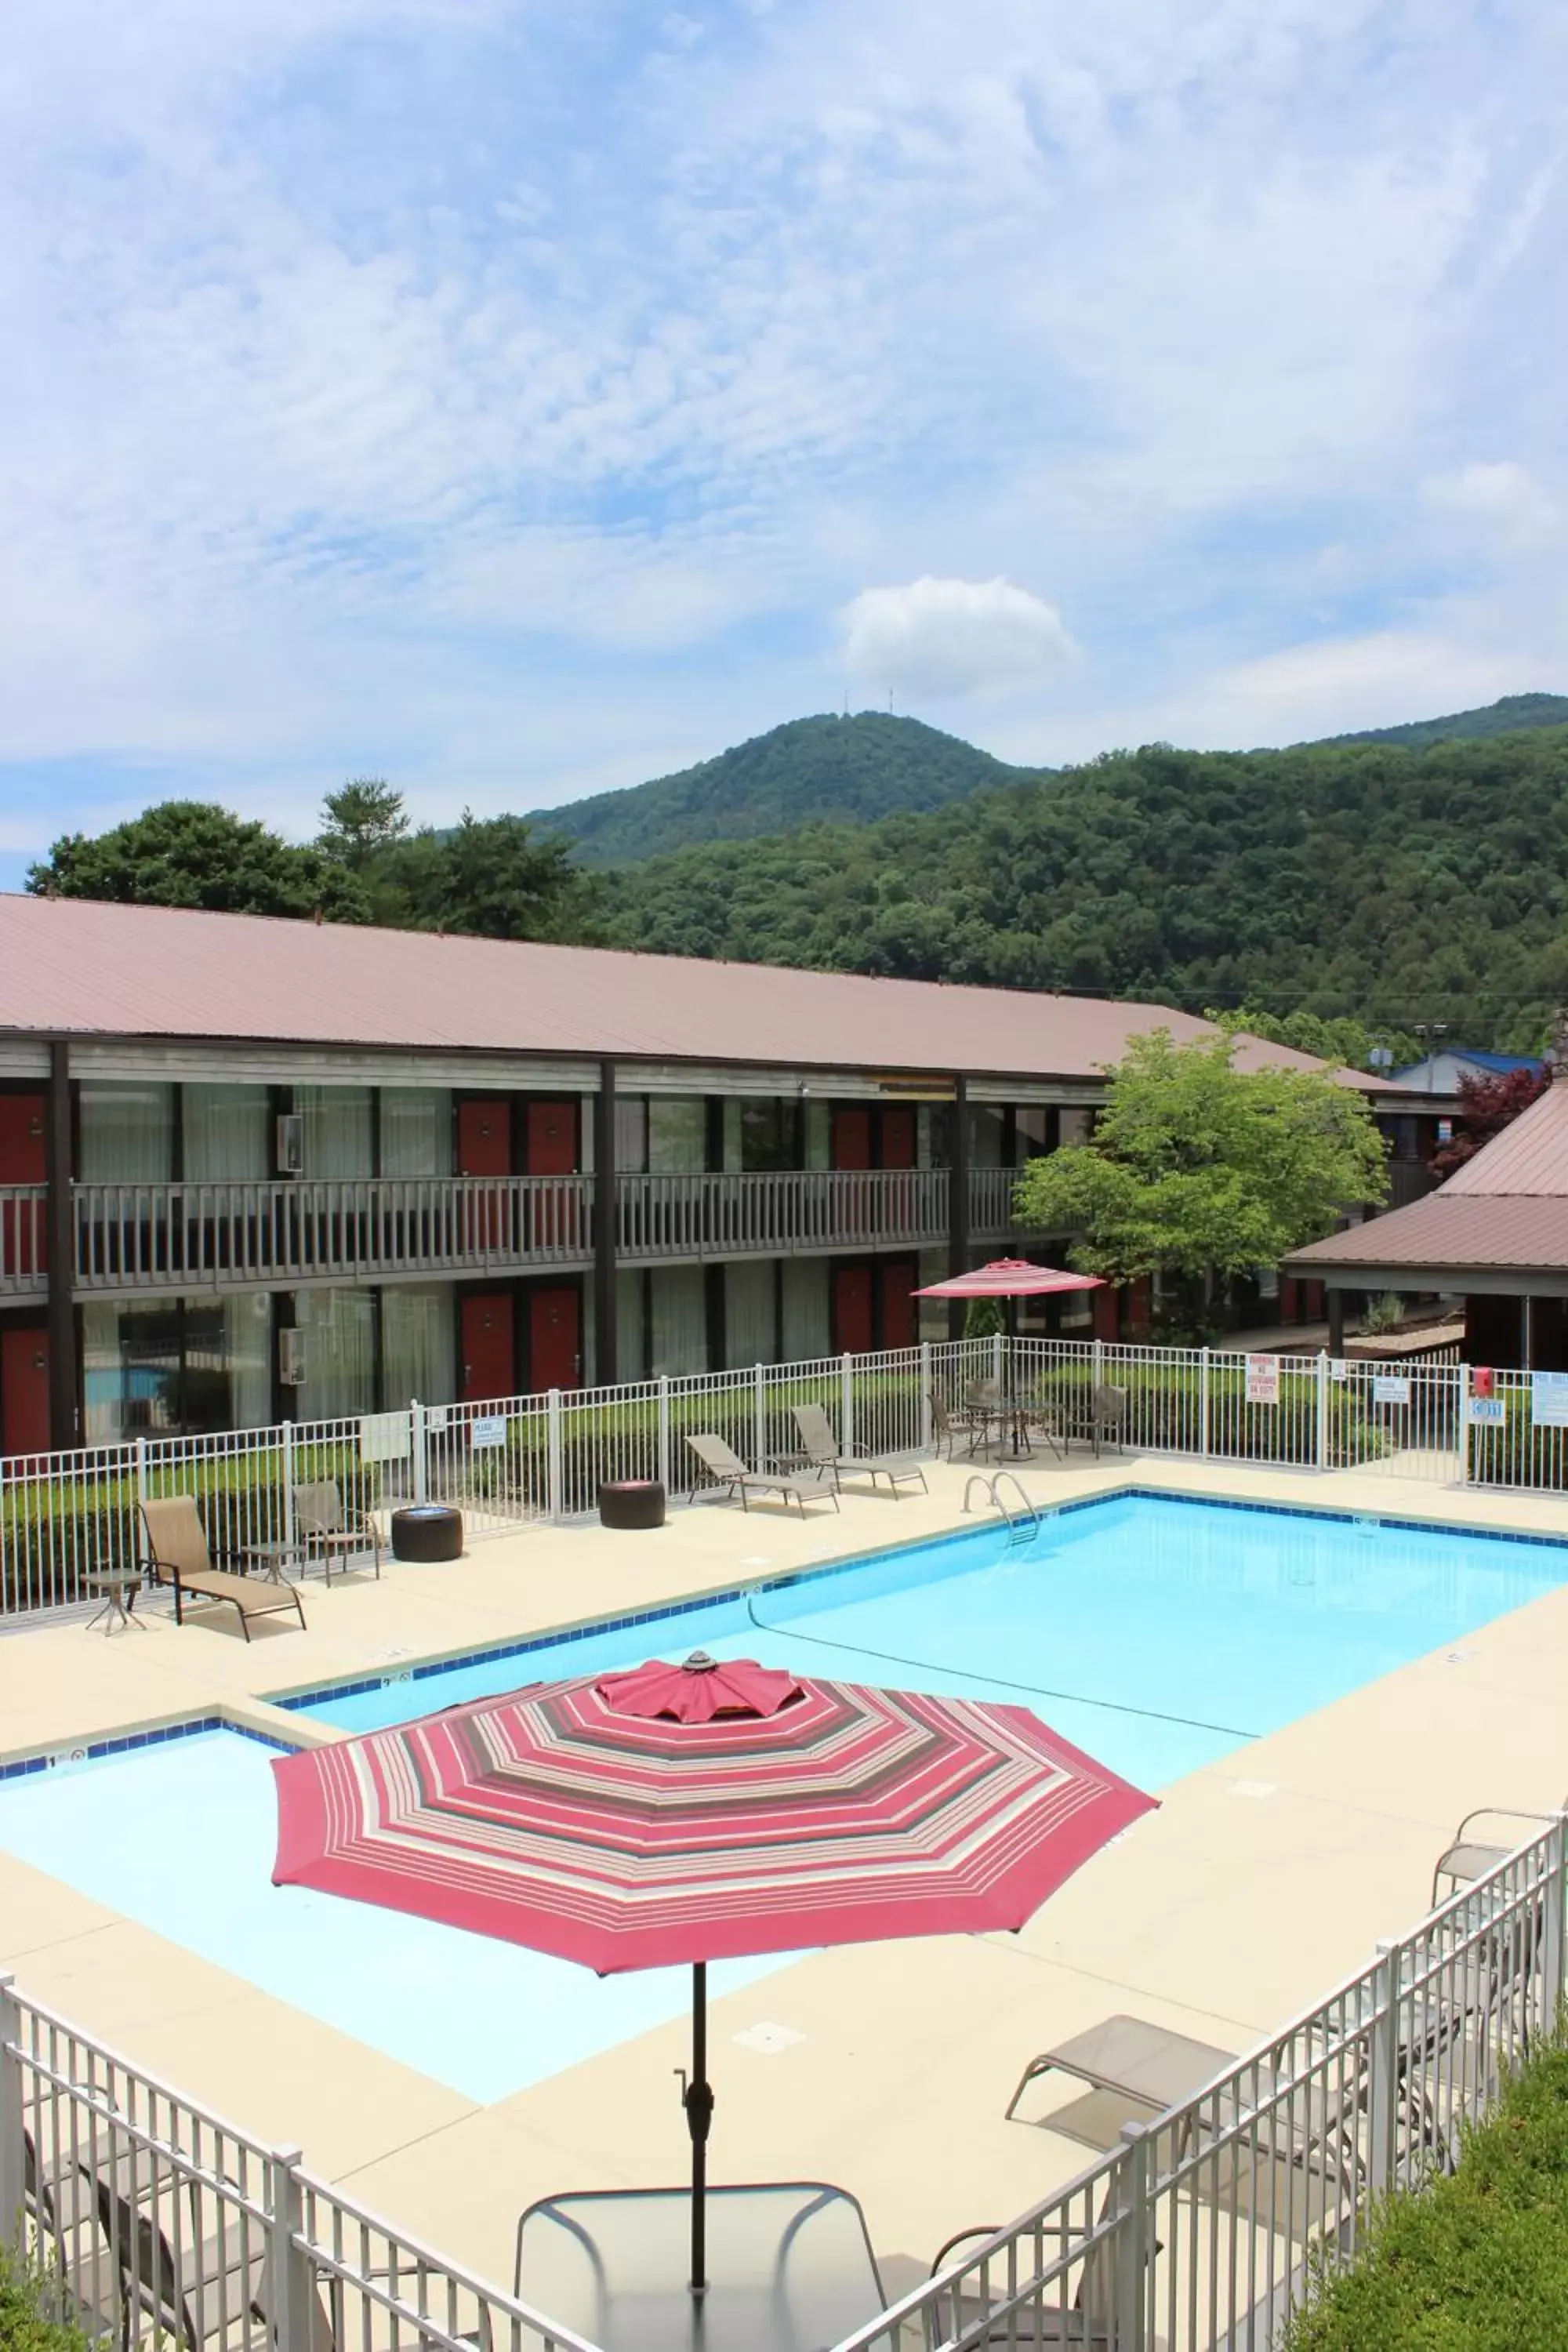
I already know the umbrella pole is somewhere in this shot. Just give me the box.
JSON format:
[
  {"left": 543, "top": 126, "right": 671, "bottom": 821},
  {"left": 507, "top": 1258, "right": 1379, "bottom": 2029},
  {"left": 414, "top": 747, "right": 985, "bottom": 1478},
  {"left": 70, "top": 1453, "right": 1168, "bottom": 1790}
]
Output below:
[{"left": 684, "top": 1961, "right": 715, "bottom": 2296}]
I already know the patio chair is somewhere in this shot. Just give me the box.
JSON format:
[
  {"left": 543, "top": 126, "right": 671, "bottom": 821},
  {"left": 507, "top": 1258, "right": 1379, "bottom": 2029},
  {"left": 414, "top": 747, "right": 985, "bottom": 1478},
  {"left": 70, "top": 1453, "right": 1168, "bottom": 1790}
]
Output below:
[
  {"left": 1432, "top": 1803, "right": 1566, "bottom": 1907},
  {"left": 292, "top": 1479, "right": 382, "bottom": 1584},
  {"left": 684, "top": 1435, "right": 839, "bottom": 1517},
  {"left": 927, "top": 1391, "right": 966, "bottom": 1461},
  {"left": 790, "top": 1404, "right": 927, "bottom": 1497},
  {"left": 93, "top": 2152, "right": 335, "bottom": 2352},
  {"left": 926, "top": 2192, "right": 1160, "bottom": 2349},
  {"left": 1059, "top": 1385, "right": 1129, "bottom": 1457},
  {"left": 1006, "top": 2013, "right": 1241, "bottom": 2128},
  {"left": 139, "top": 1497, "right": 307, "bottom": 1641},
  {"left": 514, "top": 2182, "right": 885, "bottom": 2352},
  {"left": 24, "top": 2129, "right": 125, "bottom": 2346}
]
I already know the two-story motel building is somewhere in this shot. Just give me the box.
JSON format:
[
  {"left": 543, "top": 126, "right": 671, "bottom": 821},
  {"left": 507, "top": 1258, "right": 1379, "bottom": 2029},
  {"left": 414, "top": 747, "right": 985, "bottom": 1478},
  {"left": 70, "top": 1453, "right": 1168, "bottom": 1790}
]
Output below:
[{"left": 0, "top": 895, "right": 1410, "bottom": 1457}]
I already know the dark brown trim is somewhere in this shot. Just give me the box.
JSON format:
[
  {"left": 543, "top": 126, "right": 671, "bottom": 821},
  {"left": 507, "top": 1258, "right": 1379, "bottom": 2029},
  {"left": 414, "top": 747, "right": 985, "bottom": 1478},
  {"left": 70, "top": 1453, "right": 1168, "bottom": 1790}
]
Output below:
[
  {"left": 947, "top": 1073, "right": 970, "bottom": 1341},
  {"left": 593, "top": 1059, "right": 617, "bottom": 1385},
  {"left": 44, "top": 1041, "right": 78, "bottom": 1449}
]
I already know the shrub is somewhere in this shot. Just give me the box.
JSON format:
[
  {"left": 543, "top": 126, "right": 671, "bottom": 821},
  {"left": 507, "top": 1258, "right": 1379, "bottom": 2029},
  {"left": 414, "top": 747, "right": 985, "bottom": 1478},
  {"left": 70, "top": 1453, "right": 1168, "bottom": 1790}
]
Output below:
[
  {"left": 1283, "top": 2036, "right": 1568, "bottom": 2349},
  {"left": 0, "top": 2245, "right": 89, "bottom": 2352}
]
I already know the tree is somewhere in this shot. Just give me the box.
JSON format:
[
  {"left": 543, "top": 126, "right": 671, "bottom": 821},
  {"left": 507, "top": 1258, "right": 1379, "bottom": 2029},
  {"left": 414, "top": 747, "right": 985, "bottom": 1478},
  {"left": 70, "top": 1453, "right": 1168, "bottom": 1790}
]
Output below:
[
  {"left": 1431, "top": 1064, "right": 1552, "bottom": 1177},
  {"left": 1205, "top": 1004, "right": 1420, "bottom": 1075},
  {"left": 1011, "top": 1031, "right": 1389, "bottom": 1337},
  {"left": 318, "top": 777, "right": 408, "bottom": 870},
  {"left": 377, "top": 811, "right": 593, "bottom": 941},
  {"left": 26, "top": 802, "right": 371, "bottom": 921}
]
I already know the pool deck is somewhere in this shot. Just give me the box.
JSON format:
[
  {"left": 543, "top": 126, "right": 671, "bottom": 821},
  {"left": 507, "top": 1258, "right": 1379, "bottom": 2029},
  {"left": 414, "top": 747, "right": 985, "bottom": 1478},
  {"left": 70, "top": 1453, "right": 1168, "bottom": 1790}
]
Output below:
[{"left": 4, "top": 1450, "right": 1568, "bottom": 2307}]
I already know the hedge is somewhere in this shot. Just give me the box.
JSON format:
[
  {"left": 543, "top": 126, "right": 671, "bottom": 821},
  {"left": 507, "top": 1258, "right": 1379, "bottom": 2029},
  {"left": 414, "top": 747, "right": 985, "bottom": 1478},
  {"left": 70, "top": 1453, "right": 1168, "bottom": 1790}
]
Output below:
[{"left": 1283, "top": 2035, "right": 1568, "bottom": 2349}]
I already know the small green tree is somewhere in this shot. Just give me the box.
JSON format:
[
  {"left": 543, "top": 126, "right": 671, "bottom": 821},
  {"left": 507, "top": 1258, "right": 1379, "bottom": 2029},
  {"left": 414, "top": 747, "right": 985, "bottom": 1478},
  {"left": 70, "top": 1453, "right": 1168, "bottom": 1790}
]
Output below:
[
  {"left": 27, "top": 802, "right": 371, "bottom": 922},
  {"left": 379, "top": 811, "right": 594, "bottom": 941},
  {"left": 1012, "top": 1031, "right": 1388, "bottom": 1337},
  {"left": 318, "top": 777, "right": 408, "bottom": 870}
]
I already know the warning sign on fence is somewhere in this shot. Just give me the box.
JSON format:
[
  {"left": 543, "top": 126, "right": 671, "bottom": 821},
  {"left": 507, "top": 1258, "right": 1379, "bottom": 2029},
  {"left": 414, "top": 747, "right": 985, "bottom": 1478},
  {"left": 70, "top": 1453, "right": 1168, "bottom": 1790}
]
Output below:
[
  {"left": 1468, "top": 1396, "right": 1506, "bottom": 1425},
  {"left": 1371, "top": 1375, "right": 1410, "bottom": 1406},
  {"left": 1531, "top": 1372, "right": 1568, "bottom": 1428},
  {"left": 1244, "top": 1354, "right": 1279, "bottom": 1406}
]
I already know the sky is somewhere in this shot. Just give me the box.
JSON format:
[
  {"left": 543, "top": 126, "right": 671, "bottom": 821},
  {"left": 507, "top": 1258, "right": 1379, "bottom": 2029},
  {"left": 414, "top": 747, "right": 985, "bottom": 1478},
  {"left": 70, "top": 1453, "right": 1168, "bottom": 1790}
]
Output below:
[{"left": 2, "top": 0, "right": 1566, "bottom": 885}]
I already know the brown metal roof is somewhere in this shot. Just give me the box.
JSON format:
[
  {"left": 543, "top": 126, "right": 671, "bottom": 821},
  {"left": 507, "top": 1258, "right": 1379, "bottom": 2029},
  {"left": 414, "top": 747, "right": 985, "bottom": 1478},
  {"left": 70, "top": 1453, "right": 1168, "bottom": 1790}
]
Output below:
[
  {"left": 1289, "top": 1192, "right": 1568, "bottom": 1276},
  {"left": 1439, "top": 1080, "right": 1568, "bottom": 1196},
  {"left": 0, "top": 895, "right": 1393, "bottom": 1087}
]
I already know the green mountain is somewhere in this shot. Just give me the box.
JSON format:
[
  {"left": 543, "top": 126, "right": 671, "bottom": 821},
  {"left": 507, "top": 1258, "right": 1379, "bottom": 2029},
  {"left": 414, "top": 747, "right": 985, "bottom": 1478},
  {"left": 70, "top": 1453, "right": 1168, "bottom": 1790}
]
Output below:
[
  {"left": 533, "top": 712, "right": 1034, "bottom": 866},
  {"left": 593, "top": 722, "right": 1568, "bottom": 1050},
  {"left": 1312, "top": 692, "right": 1568, "bottom": 750}
]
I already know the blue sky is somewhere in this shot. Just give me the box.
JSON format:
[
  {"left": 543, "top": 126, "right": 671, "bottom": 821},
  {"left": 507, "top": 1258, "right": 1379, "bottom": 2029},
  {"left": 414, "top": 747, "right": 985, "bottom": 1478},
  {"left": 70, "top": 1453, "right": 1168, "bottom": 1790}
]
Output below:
[{"left": 2, "top": 0, "right": 1565, "bottom": 885}]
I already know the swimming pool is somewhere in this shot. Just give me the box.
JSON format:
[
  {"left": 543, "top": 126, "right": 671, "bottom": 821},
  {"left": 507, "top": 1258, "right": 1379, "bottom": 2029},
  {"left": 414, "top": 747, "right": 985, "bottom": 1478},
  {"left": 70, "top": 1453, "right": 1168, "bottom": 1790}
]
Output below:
[{"left": 2, "top": 1494, "right": 1563, "bottom": 2103}]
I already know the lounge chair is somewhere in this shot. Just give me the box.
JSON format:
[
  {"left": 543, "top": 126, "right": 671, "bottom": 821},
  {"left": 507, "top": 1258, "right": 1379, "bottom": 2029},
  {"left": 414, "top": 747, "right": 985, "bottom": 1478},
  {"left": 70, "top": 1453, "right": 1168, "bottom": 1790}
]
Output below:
[
  {"left": 292, "top": 1479, "right": 382, "bottom": 1583},
  {"left": 1007, "top": 2013, "right": 1241, "bottom": 2128},
  {"left": 140, "top": 1498, "right": 307, "bottom": 1641},
  {"left": 1432, "top": 1803, "right": 1566, "bottom": 1907},
  {"left": 684, "top": 1435, "right": 839, "bottom": 1517},
  {"left": 790, "top": 1404, "right": 927, "bottom": 1497},
  {"left": 515, "top": 2182, "right": 885, "bottom": 2352}
]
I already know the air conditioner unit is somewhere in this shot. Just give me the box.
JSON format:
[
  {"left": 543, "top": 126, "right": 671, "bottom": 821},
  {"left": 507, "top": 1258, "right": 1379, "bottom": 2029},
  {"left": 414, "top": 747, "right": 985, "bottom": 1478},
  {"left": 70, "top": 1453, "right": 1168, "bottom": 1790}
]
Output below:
[
  {"left": 276, "top": 1114, "right": 304, "bottom": 1175},
  {"left": 278, "top": 1328, "right": 307, "bottom": 1386}
]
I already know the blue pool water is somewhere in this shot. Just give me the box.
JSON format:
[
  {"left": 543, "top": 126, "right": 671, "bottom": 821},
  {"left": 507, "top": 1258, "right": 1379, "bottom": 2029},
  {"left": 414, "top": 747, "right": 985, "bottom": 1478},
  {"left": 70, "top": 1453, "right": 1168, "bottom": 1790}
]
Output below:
[{"left": 2, "top": 1496, "right": 1563, "bottom": 2103}]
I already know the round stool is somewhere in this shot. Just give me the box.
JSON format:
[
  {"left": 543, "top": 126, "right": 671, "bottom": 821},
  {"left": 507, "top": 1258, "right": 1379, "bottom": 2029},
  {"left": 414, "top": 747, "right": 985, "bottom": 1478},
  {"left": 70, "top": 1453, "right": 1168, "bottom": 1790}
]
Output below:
[
  {"left": 598, "top": 1479, "right": 666, "bottom": 1531},
  {"left": 390, "top": 1504, "right": 464, "bottom": 1563}
]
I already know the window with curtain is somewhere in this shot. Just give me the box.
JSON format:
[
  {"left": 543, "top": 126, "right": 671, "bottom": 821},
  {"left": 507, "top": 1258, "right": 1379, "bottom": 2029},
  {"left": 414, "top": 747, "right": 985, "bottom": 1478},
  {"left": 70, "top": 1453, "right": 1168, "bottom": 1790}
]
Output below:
[
  {"left": 782, "top": 1260, "right": 830, "bottom": 1363},
  {"left": 648, "top": 1098, "right": 706, "bottom": 1174},
  {"left": 739, "top": 1101, "right": 800, "bottom": 1171},
  {"left": 615, "top": 1098, "right": 648, "bottom": 1172},
  {"left": 648, "top": 1265, "right": 708, "bottom": 1374},
  {"left": 381, "top": 1283, "right": 455, "bottom": 1406},
  {"left": 78, "top": 1082, "right": 174, "bottom": 1184},
  {"left": 616, "top": 1269, "right": 646, "bottom": 1379},
  {"left": 81, "top": 1293, "right": 272, "bottom": 1439},
  {"left": 296, "top": 1087, "right": 374, "bottom": 1178},
  {"left": 968, "top": 1107, "right": 1006, "bottom": 1167},
  {"left": 724, "top": 1260, "right": 778, "bottom": 1368},
  {"left": 224, "top": 1293, "right": 274, "bottom": 1427},
  {"left": 1015, "top": 1105, "right": 1054, "bottom": 1163},
  {"left": 1059, "top": 1107, "right": 1092, "bottom": 1149},
  {"left": 380, "top": 1090, "right": 452, "bottom": 1178},
  {"left": 184, "top": 1084, "right": 270, "bottom": 1182},
  {"left": 803, "top": 1101, "right": 831, "bottom": 1170},
  {"left": 293, "top": 1288, "right": 377, "bottom": 1421}
]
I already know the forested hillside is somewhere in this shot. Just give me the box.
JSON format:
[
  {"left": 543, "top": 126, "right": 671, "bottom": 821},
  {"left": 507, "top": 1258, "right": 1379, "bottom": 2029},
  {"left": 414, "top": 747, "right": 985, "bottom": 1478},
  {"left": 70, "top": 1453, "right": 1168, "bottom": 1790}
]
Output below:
[
  {"left": 1315, "top": 692, "right": 1568, "bottom": 750},
  {"left": 593, "top": 727, "right": 1568, "bottom": 1047},
  {"left": 533, "top": 712, "right": 1033, "bottom": 865}
]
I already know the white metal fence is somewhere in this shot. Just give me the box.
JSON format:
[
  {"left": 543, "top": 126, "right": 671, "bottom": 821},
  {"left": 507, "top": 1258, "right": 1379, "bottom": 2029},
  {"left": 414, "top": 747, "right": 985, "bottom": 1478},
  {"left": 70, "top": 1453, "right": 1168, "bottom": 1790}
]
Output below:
[
  {"left": 3, "top": 1337, "right": 1564, "bottom": 1624},
  {"left": 5, "top": 1820, "right": 1561, "bottom": 2352},
  {"left": 839, "top": 1817, "right": 1566, "bottom": 2350}
]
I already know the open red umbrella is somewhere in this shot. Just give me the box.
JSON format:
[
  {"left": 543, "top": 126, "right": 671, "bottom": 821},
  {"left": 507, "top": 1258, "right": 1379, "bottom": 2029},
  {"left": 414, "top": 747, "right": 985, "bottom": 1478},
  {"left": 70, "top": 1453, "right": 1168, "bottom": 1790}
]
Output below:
[
  {"left": 913, "top": 1255, "right": 1103, "bottom": 1301},
  {"left": 272, "top": 1652, "right": 1154, "bottom": 2299}
]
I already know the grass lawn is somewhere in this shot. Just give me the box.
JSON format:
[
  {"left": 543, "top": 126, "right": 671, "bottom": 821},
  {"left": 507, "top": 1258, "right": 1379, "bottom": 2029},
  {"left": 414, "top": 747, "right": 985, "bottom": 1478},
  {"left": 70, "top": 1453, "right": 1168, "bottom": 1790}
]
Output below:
[{"left": 1285, "top": 2035, "right": 1568, "bottom": 2349}]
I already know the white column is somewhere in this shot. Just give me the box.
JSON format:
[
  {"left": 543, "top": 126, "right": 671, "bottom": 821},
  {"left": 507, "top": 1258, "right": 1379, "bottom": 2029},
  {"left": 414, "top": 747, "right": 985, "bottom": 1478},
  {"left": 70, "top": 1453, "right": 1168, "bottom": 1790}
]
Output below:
[
  {"left": 265, "top": 2146, "right": 315, "bottom": 2352},
  {"left": 657, "top": 1374, "right": 672, "bottom": 1493},
  {"left": 840, "top": 1351, "right": 855, "bottom": 1457},
  {"left": 546, "top": 1388, "right": 564, "bottom": 1522}
]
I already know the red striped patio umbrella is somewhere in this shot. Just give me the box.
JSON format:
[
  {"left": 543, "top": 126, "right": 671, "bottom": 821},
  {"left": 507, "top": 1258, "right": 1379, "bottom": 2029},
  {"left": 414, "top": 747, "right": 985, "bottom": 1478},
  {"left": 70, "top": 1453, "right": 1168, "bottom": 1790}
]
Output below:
[{"left": 272, "top": 1652, "right": 1154, "bottom": 2298}]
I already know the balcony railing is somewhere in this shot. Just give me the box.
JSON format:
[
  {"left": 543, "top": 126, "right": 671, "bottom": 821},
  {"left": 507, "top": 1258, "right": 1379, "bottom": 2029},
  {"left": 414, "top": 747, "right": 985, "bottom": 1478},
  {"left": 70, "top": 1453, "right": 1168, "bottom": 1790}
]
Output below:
[
  {"left": 0, "top": 1185, "right": 46, "bottom": 1297},
  {"left": 2, "top": 1167, "right": 1024, "bottom": 1298}
]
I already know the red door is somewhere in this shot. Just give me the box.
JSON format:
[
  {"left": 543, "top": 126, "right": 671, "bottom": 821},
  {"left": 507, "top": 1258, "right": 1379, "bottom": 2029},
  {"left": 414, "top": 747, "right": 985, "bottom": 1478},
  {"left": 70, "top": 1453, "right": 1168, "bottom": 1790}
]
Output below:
[
  {"left": 460, "top": 1291, "right": 515, "bottom": 1403},
  {"left": 831, "top": 1109, "right": 872, "bottom": 1170},
  {"left": 1, "top": 1326, "right": 50, "bottom": 1457},
  {"left": 880, "top": 1109, "right": 916, "bottom": 1168},
  {"left": 833, "top": 1265, "right": 874, "bottom": 1356},
  {"left": 0, "top": 1095, "right": 47, "bottom": 1281},
  {"left": 881, "top": 1260, "right": 916, "bottom": 1352},
  {"left": 526, "top": 1101, "right": 580, "bottom": 1253},
  {"left": 458, "top": 1098, "right": 511, "bottom": 1252},
  {"left": 530, "top": 1285, "right": 581, "bottom": 1392}
]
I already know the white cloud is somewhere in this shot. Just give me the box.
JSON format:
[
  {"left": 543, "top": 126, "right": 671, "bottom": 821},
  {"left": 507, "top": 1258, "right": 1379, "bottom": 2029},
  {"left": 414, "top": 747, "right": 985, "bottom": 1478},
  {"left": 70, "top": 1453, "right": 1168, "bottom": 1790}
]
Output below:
[{"left": 841, "top": 576, "right": 1080, "bottom": 699}]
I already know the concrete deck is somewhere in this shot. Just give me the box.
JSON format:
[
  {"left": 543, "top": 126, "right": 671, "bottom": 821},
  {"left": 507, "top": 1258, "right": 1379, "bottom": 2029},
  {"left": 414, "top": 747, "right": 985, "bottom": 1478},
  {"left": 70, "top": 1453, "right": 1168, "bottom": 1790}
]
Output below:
[{"left": 3, "top": 1450, "right": 1567, "bottom": 2307}]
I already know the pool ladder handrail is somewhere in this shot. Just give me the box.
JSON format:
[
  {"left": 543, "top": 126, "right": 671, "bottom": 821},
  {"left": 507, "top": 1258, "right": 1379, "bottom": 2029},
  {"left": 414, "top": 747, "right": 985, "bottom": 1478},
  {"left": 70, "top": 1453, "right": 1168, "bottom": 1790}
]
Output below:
[{"left": 962, "top": 1470, "right": 1041, "bottom": 1547}]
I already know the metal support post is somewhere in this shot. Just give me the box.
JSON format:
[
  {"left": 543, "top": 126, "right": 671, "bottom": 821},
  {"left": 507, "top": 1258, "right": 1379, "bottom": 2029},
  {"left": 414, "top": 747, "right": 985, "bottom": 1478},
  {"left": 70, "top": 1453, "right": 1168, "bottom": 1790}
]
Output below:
[
  {"left": 920, "top": 1341, "right": 933, "bottom": 1451},
  {"left": 1367, "top": 1938, "right": 1403, "bottom": 2196},
  {"left": 1199, "top": 1349, "right": 1211, "bottom": 1460},
  {"left": 546, "top": 1388, "right": 564, "bottom": 1522},
  {"left": 1454, "top": 1363, "right": 1470, "bottom": 1485},
  {"left": 281, "top": 1421, "right": 296, "bottom": 1552},
  {"left": 946, "top": 1075, "right": 969, "bottom": 1342},
  {"left": 657, "top": 1374, "right": 672, "bottom": 1494},
  {"left": 265, "top": 2146, "right": 314, "bottom": 2352},
  {"left": 44, "top": 1040, "right": 78, "bottom": 1452},
  {"left": 753, "top": 1363, "right": 767, "bottom": 1469},
  {"left": 1111, "top": 2119, "right": 1152, "bottom": 2352},
  {"left": 1543, "top": 1813, "right": 1567, "bottom": 2024},
  {"left": 410, "top": 1400, "right": 427, "bottom": 1505},
  {"left": 841, "top": 1352, "right": 855, "bottom": 1459},
  {"left": 1092, "top": 1336, "right": 1105, "bottom": 1391},
  {"left": 1315, "top": 1351, "right": 1330, "bottom": 1472},
  {"left": 0, "top": 1977, "right": 24, "bottom": 2251},
  {"left": 990, "top": 1329, "right": 1004, "bottom": 1392},
  {"left": 593, "top": 1058, "right": 619, "bottom": 1386}
]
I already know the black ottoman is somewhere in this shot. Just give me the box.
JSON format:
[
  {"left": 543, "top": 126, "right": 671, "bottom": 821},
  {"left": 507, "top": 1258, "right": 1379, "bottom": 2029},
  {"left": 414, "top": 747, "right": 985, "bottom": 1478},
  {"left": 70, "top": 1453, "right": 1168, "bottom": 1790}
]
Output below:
[
  {"left": 598, "top": 1479, "right": 666, "bottom": 1531},
  {"left": 391, "top": 1504, "right": 464, "bottom": 1563}
]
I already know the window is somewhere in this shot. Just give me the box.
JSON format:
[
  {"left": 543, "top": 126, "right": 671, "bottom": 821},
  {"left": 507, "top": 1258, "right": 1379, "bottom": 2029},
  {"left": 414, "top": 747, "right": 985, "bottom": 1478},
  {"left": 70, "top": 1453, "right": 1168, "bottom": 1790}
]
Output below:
[
  {"left": 81, "top": 1292, "right": 272, "bottom": 1440},
  {"left": 293, "top": 1288, "right": 377, "bottom": 1421},
  {"left": 615, "top": 1098, "right": 648, "bottom": 1172},
  {"left": 782, "top": 1260, "right": 830, "bottom": 1361},
  {"left": 648, "top": 1265, "right": 708, "bottom": 1374},
  {"left": 184, "top": 1084, "right": 270, "bottom": 1182},
  {"left": 724, "top": 1261, "right": 778, "bottom": 1367},
  {"left": 1015, "top": 1105, "right": 1054, "bottom": 1163},
  {"left": 1058, "top": 1107, "right": 1092, "bottom": 1149},
  {"left": 381, "top": 1090, "right": 452, "bottom": 1178},
  {"left": 648, "top": 1099, "right": 706, "bottom": 1173},
  {"left": 296, "top": 1087, "right": 374, "bottom": 1178},
  {"left": 78, "top": 1082, "right": 174, "bottom": 1184},
  {"left": 739, "top": 1100, "right": 800, "bottom": 1171},
  {"left": 382, "top": 1283, "right": 455, "bottom": 1405}
]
